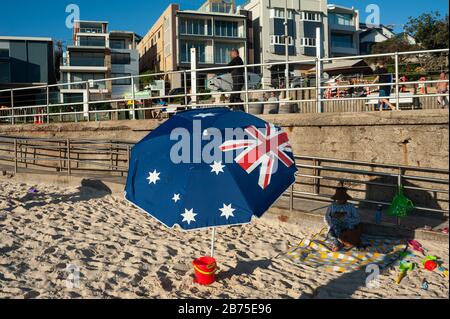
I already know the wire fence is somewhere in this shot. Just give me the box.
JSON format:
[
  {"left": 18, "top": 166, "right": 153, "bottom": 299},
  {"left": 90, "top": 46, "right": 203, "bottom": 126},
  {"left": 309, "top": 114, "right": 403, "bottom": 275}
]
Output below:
[
  {"left": 0, "top": 48, "right": 449, "bottom": 125},
  {"left": 0, "top": 136, "right": 448, "bottom": 223}
]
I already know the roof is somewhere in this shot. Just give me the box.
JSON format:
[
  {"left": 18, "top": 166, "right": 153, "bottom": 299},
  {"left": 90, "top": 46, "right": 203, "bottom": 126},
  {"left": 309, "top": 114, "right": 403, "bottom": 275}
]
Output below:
[
  {"left": 327, "top": 4, "right": 357, "bottom": 13},
  {"left": 309, "top": 59, "right": 372, "bottom": 73},
  {"left": 74, "top": 20, "right": 109, "bottom": 24},
  {"left": 0, "top": 36, "right": 53, "bottom": 42},
  {"left": 177, "top": 10, "right": 245, "bottom": 18}
]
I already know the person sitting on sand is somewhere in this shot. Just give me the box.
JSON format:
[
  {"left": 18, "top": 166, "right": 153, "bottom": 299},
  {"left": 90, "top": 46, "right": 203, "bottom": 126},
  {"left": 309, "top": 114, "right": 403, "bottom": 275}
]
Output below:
[{"left": 325, "top": 185, "right": 362, "bottom": 252}]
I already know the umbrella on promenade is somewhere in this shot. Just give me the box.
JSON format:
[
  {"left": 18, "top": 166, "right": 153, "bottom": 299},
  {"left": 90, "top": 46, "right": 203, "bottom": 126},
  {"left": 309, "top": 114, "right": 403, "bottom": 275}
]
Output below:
[{"left": 125, "top": 107, "right": 297, "bottom": 257}]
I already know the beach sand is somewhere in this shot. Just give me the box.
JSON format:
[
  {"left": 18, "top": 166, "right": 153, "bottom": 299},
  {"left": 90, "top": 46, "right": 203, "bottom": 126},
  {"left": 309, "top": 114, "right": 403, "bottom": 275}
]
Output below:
[{"left": 0, "top": 179, "right": 448, "bottom": 299}]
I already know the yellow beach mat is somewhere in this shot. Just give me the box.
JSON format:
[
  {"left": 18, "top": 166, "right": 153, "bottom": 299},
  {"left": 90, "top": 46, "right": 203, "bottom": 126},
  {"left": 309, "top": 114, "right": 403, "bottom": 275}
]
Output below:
[{"left": 287, "top": 230, "right": 408, "bottom": 273}]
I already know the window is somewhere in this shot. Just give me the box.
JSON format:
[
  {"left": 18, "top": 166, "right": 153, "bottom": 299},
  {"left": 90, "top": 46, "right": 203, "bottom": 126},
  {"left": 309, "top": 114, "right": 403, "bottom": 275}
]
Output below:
[
  {"left": 270, "top": 35, "right": 294, "bottom": 46},
  {"left": 111, "top": 73, "right": 132, "bottom": 85},
  {"left": 0, "top": 62, "right": 10, "bottom": 83},
  {"left": 112, "top": 52, "right": 131, "bottom": 64},
  {"left": 70, "top": 52, "right": 105, "bottom": 67},
  {"left": 299, "top": 11, "right": 321, "bottom": 22},
  {"left": 110, "top": 39, "right": 126, "bottom": 49},
  {"left": 0, "top": 48, "right": 9, "bottom": 58},
  {"left": 70, "top": 73, "right": 106, "bottom": 89},
  {"left": 79, "top": 36, "right": 106, "bottom": 47},
  {"left": 329, "top": 13, "right": 354, "bottom": 26},
  {"left": 214, "top": 43, "right": 236, "bottom": 64},
  {"left": 214, "top": 21, "right": 238, "bottom": 37},
  {"left": 270, "top": 8, "right": 294, "bottom": 19},
  {"left": 299, "top": 38, "right": 316, "bottom": 47},
  {"left": 180, "top": 41, "right": 206, "bottom": 63},
  {"left": 157, "top": 31, "right": 161, "bottom": 39},
  {"left": 331, "top": 33, "right": 354, "bottom": 48},
  {"left": 211, "top": 2, "right": 232, "bottom": 13},
  {"left": 179, "top": 18, "right": 207, "bottom": 36}
]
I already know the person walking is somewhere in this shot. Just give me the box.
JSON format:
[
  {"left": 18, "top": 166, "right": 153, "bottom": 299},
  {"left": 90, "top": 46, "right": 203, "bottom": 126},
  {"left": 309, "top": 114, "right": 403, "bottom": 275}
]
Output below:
[
  {"left": 437, "top": 72, "right": 449, "bottom": 108},
  {"left": 372, "top": 61, "right": 396, "bottom": 111},
  {"left": 227, "top": 49, "right": 245, "bottom": 112}
]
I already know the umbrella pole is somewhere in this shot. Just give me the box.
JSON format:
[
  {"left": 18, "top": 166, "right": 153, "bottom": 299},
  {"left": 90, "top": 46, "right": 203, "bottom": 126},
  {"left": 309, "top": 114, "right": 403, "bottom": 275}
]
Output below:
[{"left": 210, "top": 227, "right": 216, "bottom": 257}]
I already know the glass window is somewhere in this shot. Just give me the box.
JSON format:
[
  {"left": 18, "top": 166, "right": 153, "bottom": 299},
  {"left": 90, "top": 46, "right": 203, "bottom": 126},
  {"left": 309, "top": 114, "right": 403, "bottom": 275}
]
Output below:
[
  {"left": 270, "top": 35, "right": 294, "bottom": 46},
  {"left": 331, "top": 34, "right": 354, "bottom": 48},
  {"left": 111, "top": 73, "right": 132, "bottom": 85},
  {"left": 299, "top": 12, "right": 321, "bottom": 22},
  {"left": 0, "top": 62, "right": 10, "bottom": 83},
  {"left": 79, "top": 36, "right": 106, "bottom": 47},
  {"left": 112, "top": 52, "right": 131, "bottom": 64},
  {"left": 271, "top": 8, "right": 293, "bottom": 19},
  {"left": 70, "top": 73, "right": 106, "bottom": 89},
  {"left": 110, "top": 39, "right": 126, "bottom": 49},
  {"left": 70, "top": 52, "right": 105, "bottom": 67},
  {"left": 214, "top": 21, "right": 238, "bottom": 37},
  {"left": 0, "top": 48, "right": 9, "bottom": 58},
  {"left": 180, "top": 41, "right": 206, "bottom": 63},
  {"left": 179, "top": 18, "right": 206, "bottom": 35},
  {"left": 299, "top": 38, "right": 316, "bottom": 47},
  {"left": 330, "top": 13, "right": 354, "bottom": 26},
  {"left": 214, "top": 43, "right": 235, "bottom": 64}
]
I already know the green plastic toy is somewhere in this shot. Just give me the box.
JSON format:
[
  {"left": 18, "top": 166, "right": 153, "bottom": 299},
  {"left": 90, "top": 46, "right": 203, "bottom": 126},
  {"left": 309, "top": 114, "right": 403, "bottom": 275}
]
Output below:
[
  {"left": 388, "top": 186, "right": 415, "bottom": 218},
  {"left": 396, "top": 260, "right": 415, "bottom": 284}
]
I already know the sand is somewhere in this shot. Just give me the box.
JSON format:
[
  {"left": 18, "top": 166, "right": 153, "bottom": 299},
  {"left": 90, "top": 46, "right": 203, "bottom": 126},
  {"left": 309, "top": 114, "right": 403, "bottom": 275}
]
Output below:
[{"left": 0, "top": 179, "right": 448, "bottom": 299}]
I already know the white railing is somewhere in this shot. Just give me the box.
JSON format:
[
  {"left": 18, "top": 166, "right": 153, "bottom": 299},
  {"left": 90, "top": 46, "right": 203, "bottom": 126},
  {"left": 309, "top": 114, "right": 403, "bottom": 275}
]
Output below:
[{"left": 0, "top": 48, "right": 448, "bottom": 125}]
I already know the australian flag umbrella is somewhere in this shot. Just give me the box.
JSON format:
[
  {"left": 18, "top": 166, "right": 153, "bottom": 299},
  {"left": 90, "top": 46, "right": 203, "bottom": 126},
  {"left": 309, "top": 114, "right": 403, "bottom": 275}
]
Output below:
[{"left": 125, "top": 107, "right": 297, "bottom": 256}]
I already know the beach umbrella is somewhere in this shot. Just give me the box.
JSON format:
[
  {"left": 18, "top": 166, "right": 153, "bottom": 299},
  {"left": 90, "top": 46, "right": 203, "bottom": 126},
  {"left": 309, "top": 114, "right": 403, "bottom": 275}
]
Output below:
[{"left": 125, "top": 107, "right": 297, "bottom": 256}]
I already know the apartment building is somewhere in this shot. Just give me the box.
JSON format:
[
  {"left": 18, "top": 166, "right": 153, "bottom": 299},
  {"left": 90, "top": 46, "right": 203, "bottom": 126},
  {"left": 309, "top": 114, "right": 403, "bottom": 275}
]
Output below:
[
  {"left": 0, "top": 36, "right": 56, "bottom": 90},
  {"left": 138, "top": 0, "right": 251, "bottom": 90},
  {"left": 0, "top": 36, "right": 58, "bottom": 111},
  {"left": 60, "top": 20, "right": 139, "bottom": 105},
  {"left": 243, "top": 0, "right": 329, "bottom": 86},
  {"left": 328, "top": 4, "right": 360, "bottom": 57},
  {"left": 359, "top": 23, "right": 396, "bottom": 55}
]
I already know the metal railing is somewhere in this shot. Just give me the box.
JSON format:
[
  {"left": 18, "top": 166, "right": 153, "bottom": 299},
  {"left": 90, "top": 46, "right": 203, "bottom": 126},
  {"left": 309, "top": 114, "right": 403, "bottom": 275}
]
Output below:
[
  {"left": 0, "top": 48, "right": 449, "bottom": 125},
  {"left": 0, "top": 136, "right": 448, "bottom": 222}
]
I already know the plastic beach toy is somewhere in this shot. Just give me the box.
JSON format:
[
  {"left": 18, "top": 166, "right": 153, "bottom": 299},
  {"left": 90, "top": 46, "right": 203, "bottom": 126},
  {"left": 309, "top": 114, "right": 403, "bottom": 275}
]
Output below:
[
  {"left": 193, "top": 257, "right": 217, "bottom": 286},
  {"left": 396, "top": 260, "right": 415, "bottom": 285},
  {"left": 408, "top": 240, "right": 425, "bottom": 255},
  {"left": 423, "top": 256, "right": 438, "bottom": 272}
]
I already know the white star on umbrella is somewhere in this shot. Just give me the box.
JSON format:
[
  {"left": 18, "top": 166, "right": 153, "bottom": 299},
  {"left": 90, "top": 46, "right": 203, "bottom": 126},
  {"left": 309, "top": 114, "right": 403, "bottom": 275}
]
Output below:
[
  {"left": 210, "top": 161, "right": 225, "bottom": 175},
  {"left": 220, "top": 204, "right": 236, "bottom": 220},
  {"left": 172, "top": 194, "right": 181, "bottom": 203},
  {"left": 195, "top": 113, "right": 216, "bottom": 119},
  {"left": 181, "top": 208, "right": 197, "bottom": 225},
  {"left": 147, "top": 170, "right": 161, "bottom": 185}
]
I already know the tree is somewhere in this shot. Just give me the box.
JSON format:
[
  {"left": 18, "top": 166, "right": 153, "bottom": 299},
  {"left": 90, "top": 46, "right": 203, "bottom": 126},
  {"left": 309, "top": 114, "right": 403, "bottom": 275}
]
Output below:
[
  {"left": 367, "top": 35, "right": 419, "bottom": 65},
  {"left": 404, "top": 12, "right": 449, "bottom": 50}
]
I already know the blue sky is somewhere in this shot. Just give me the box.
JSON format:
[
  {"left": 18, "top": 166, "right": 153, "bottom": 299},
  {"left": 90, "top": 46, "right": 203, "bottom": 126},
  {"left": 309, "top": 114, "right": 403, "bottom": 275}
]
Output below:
[{"left": 0, "top": 0, "right": 448, "bottom": 44}]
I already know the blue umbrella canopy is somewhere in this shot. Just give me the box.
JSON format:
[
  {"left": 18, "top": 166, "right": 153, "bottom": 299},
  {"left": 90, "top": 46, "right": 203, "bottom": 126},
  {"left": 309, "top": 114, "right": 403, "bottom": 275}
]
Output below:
[{"left": 125, "top": 107, "right": 297, "bottom": 231}]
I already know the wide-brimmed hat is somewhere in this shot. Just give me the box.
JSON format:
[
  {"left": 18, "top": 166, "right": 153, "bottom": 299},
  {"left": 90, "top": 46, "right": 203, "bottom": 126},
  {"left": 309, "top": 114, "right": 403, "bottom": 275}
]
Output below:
[{"left": 332, "top": 187, "right": 353, "bottom": 201}]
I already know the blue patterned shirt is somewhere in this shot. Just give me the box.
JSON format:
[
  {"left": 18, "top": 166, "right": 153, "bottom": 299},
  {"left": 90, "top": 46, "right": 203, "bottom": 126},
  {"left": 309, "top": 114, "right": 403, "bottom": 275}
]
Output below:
[{"left": 325, "top": 203, "right": 360, "bottom": 230}]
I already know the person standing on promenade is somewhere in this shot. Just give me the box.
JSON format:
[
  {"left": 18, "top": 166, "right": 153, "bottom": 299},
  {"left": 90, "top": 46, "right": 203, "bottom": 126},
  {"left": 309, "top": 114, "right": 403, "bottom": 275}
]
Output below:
[
  {"left": 372, "top": 61, "right": 396, "bottom": 111},
  {"left": 228, "top": 49, "right": 245, "bottom": 112},
  {"left": 437, "top": 72, "right": 449, "bottom": 108}
]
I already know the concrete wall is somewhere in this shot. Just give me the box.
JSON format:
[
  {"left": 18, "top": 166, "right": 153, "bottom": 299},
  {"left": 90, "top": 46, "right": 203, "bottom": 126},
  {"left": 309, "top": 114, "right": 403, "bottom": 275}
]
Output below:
[{"left": 0, "top": 109, "right": 448, "bottom": 169}]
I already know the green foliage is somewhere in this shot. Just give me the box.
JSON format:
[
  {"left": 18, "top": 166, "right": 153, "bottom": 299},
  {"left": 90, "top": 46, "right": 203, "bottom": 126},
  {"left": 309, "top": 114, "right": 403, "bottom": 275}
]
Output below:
[{"left": 404, "top": 11, "right": 449, "bottom": 50}]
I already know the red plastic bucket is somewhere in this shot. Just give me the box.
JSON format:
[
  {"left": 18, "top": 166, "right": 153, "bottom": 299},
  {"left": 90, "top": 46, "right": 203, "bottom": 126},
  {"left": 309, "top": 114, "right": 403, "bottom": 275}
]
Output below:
[{"left": 193, "top": 257, "right": 217, "bottom": 285}]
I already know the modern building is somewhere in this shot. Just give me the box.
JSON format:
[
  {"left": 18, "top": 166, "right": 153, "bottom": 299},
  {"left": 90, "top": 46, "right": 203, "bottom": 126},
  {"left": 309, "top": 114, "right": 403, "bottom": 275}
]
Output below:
[
  {"left": 243, "top": 0, "right": 329, "bottom": 86},
  {"left": 359, "top": 23, "right": 396, "bottom": 55},
  {"left": 60, "top": 20, "right": 139, "bottom": 107},
  {"left": 0, "top": 36, "right": 58, "bottom": 113},
  {"left": 0, "top": 36, "right": 56, "bottom": 90},
  {"left": 138, "top": 0, "right": 252, "bottom": 90},
  {"left": 327, "top": 4, "right": 360, "bottom": 57}
]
